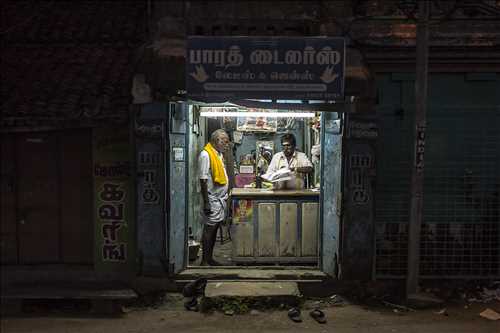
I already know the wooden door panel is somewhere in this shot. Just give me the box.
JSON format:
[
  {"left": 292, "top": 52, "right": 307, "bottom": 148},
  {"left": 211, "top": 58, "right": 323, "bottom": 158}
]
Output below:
[
  {"left": 258, "top": 203, "right": 277, "bottom": 257},
  {"left": 60, "top": 129, "right": 93, "bottom": 263},
  {"left": 1, "top": 134, "right": 18, "bottom": 263},
  {"left": 301, "top": 202, "right": 319, "bottom": 256},
  {"left": 17, "top": 133, "right": 60, "bottom": 263},
  {"left": 279, "top": 203, "right": 298, "bottom": 257}
]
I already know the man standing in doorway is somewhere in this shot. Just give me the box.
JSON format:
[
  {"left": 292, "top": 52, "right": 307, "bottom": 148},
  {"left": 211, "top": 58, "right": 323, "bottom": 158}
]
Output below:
[
  {"left": 267, "top": 133, "right": 313, "bottom": 190},
  {"left": 198, "top": 129, "right": 230, "bottom": 266}
]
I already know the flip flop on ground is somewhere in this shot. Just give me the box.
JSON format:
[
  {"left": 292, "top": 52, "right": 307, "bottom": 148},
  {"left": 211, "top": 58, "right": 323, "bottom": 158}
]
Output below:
[
  {"left": 309, "top": 309, "right": 327, "bottom": 324},
  {"left": 182, "top": 278, "right": 207, "bottom": 297},
  {"left": 288, "top": 307, "right": 302, "bottom": 323},
  {"left": 184, "top": 297, "right": 199, "bottom": 312}
]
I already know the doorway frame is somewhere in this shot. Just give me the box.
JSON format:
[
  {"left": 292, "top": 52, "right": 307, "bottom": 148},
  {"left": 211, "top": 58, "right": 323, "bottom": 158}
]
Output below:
[{"left": 176, "top": 103, "right": 345, "bottom": 276}]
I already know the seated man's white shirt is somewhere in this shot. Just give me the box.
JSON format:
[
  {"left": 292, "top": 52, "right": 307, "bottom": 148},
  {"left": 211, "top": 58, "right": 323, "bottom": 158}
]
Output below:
[
  {"left": 267, "top": 151, "right": 313, "bottom": 189},
  {"left": 198, "top": 150, "right": 229, "bottom": 224}
]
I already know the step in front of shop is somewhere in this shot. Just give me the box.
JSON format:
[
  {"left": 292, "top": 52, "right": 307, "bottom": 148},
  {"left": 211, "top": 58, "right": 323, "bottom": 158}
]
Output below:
[
  {"left": 176, "top": 268, "right": 329, "bottom": 297},
  {"left": 1, "top": 284, "right": 137, "bottom": 315},
  {"left": 201, "top": 281, "right": 301, "bottom": 312},
  {"left": 177, "top": 268, "right": 327, "bottom": 281}
]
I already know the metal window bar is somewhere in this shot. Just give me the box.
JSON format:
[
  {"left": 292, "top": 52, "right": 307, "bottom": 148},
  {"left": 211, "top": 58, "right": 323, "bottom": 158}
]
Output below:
[{"left": 375, "top": 107, "right": 500, "bottom": 278}]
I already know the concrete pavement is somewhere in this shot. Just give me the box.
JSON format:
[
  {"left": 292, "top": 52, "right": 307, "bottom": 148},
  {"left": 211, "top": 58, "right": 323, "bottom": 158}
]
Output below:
[{"left": 2, "top": 299, "right": 499, "bottom": 333}]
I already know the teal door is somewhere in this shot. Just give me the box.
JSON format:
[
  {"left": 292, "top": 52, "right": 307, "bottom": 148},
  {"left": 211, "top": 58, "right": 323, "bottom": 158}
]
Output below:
[
  {"left": 135, "top": 103, "right": 168, "bottom": 275},
  {"left": 320, "top": 112, "right": 343, "bottom": 277},
  {"left": 168, "top": 102, "right": 188, "bottom": 274}
]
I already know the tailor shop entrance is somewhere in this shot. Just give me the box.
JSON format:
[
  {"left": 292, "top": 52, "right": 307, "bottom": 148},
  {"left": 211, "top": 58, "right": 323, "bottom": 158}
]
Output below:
[{"left": 134, "top": 37, "right": 376, "bottom": 279}]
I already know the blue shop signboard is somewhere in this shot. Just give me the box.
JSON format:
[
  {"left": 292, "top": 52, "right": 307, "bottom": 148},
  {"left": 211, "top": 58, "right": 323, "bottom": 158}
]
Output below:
[{"left": 186, "top": 36, "right": 345, "bottom": 101}]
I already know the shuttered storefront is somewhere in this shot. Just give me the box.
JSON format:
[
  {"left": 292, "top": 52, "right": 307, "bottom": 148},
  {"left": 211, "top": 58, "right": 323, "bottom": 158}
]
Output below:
[
  {"left": 375, "top": 73, "right": 500, "bottom": 278},
  {"left": 1, "top": 129, "right": 93, "bottom": 265}
]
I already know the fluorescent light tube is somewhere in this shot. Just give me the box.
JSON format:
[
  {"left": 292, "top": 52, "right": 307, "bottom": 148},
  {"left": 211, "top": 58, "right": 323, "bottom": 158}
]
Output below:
[{"left": 200, "top": 111, "right": 315, "bottom": 118}]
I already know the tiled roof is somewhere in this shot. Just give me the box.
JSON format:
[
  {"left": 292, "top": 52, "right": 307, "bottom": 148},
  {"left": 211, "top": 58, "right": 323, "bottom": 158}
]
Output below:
[
  {"left": 2, "top": 45, "right": 137, "bottom": 127},
  {"left": 2, "top": 1, "right": 146, "bottom": 44},
  {"left": 1, "top": 1, "right": 146, "bottom": 129}
]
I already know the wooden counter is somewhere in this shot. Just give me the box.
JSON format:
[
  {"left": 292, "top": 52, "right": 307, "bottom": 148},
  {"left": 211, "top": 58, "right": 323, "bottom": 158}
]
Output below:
[
  {"left": 230, "top": 188, "right": 319, "bottom": 265},
  {"left": 231, "top": 188, "right": 320, "bottom": 197}
]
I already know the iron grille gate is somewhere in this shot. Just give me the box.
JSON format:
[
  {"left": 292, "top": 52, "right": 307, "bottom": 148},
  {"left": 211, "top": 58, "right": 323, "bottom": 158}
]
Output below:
[{"left": 374, "top": 74, "right": 500, "bottom": 279}]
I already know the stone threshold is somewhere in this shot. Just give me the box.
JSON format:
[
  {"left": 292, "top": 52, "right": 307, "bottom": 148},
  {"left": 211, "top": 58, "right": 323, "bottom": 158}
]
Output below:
[{"left": 176, "top": 268, "right": 327, "bottom": 281}]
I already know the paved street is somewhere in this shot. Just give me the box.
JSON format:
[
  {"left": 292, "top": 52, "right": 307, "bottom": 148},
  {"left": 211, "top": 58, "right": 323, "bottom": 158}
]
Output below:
[{"left": 2, "top": 299, "right": 499, "bottom": 333}]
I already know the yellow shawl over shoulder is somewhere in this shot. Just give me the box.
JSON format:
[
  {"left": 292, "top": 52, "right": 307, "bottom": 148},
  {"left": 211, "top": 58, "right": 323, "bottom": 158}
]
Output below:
[{"left": 204, "top": 142, "right": 227, "bottom": 185}]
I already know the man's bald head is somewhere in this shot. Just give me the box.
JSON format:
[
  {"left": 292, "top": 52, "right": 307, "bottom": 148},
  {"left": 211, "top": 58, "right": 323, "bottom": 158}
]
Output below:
[{"left": 210, "top": 129, "right": 229, "bottom": 153}]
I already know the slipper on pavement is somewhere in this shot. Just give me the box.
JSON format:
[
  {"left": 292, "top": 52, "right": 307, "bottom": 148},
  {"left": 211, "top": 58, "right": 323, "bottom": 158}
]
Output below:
[
  {"left": 288, "top": 307, "right": 302, "bottom": 323},
  {"left": 184, "top": 297, "right": 199, "bottom": 312},
  {"left": 310, "top": 309, "right": 327, "bottom": 324},
  {"left": 182, "top": 278, "right": 207, "bottom": 297}
]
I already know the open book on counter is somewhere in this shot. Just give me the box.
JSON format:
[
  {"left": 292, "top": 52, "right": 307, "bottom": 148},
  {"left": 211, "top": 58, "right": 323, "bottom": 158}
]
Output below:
[{"left": 261, "top": 167, "right": 292, "bottom": 183}]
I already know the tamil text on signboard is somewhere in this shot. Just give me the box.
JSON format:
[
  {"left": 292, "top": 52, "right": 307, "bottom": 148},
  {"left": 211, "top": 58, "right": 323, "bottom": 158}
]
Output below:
[{"left": 186, "top": 37, "right": 345, "bottom": 101}]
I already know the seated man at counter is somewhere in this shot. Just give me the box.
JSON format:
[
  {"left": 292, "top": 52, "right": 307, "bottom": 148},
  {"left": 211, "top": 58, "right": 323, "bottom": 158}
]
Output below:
[
  {"left": 198, "top": 129, "right": 230, "bottom": 266},
  {"left": 267, "top": 133, "right": 313, "bottom": 190}
]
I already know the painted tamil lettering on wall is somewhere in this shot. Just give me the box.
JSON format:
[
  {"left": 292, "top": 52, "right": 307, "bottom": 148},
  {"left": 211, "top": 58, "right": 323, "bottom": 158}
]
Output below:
[
  {"left": 138, "top": 138, "right": 162, "bottom": 205},
  {"left": 93, "top": 127, "right": 134, "bottom": 270},
  {"left": 415, "top": 125, "right": 426, "bottom": 173},
  {"left": 98, "top": 182, "right": 127, "bottom": 261},
  {"left": 187, "top": 37, "right": 345, "bottom": 101},
  {"left": 349, "top": 151, "right": 374, "bottom": 205}
]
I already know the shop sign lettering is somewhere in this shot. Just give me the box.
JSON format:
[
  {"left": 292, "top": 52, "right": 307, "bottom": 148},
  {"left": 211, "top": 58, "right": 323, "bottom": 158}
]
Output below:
[
  {"left": 94, "top": 162, "right": 130, "bottom": 178},
  {"left": 187, "top": 37, "right": 345, "bottom": 100},
  {"left": 415, "top": 126, "right": 425, "bottom": 173},
  {"left": 349, "top": 153, "right": 373, "bottom": 205},
  {"left": 93, "top": 127, "right": 133, "bottom": 269},
  {"left": 141, "top": 169, "right": 160, "bottom": 205},
  {"left": 135, "top": 120, "right": 164, "bottom": 139},
  {"left": 349, "top": 121, "right": 378, "bottom": 139},
  {"left": 139, "top": 152, "right": 161, "bottom": 166},
  {"left": 98, "top": 182, "right": 127, "bottom": 262}
]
